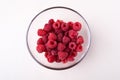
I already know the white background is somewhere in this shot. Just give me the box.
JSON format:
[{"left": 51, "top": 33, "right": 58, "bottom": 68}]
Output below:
[{"left": 0, "top": 0, "right": 120, "bottom": 80}]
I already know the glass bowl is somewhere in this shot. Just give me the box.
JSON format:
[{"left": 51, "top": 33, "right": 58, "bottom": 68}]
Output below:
[{"left": 26, "top": 6, "right": 91, "bottom": 70}]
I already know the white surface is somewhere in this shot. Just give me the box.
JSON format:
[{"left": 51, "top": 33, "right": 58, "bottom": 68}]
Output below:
[{"left": 0, "top": 0, "right": 120, "bottom": 80}]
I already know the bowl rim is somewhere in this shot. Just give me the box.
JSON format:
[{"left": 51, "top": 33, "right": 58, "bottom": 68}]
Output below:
[{"left": 26, "top": 6, "right": 91, "bottom": 70}]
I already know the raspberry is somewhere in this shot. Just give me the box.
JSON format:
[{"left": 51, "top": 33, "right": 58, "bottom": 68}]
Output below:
[
  {"left": 71, "top": 36, "right": 77, "bottom": 42},
  {"left": 68, "top": 30, "right": 78, "bottom": 39},
  {"left": 64, "top": 31, "right": 68, "bottom": 36},
  {"left": 48, "top": 19, "right": 54, "bottom": 25},
  {"left": 36, "top": 44, "right": 45, "bottom": 53},
  {"left": 57, "top": 33, "right": 63, "bottom": 41},
  {"left": 73, "top": 22, "right": 81, "bottom": 31},
  {"left": 44, "top": 52, "right": 48, "bottom": 58},
  {"left": 61, "top": 23, "right": 69, "bottom": 31},
  {"left": 58, "top": 51, "right": 68, "bottom": 60},
  {"left": 47, "top": 55, "right": 55, "bottom": 63},
  {"left": 69, "top": 42, "right": 76, "bottom": 50},
  {"left": 46, "top": 40, "right": 57, "bottom": 49},
  {"left": 77, "top": 36, "right": 84, "bottom": 44},
  {"left": 62, "top": 36, "right": 70, "bottom": 44},
  {"left": 67, "top": 21, "right": 73, "bottom": 29},
  {"left": 46, "top": 52, "right": 52, "bottom": 58},
  {"left": 37, "top": 29, "right": 47, "bottom": 36},
  {"left": 42, "top": 34, "right": 48, "bottom": 43},
  {"left": 67, "top": 55, "right": 74, "bottom": 61},
  {"left": 56, "top": 19, "right": 64, "bottom": 25},
  {"left": 71, "top": 51, "right": 77, "bottom": 57},
  {"left": 76, "top": 44, "right": 83, "bottom": 52},
  {"left": 48, "top": 33, "right": 57, "bottom": 40},
  {"left": 53, "top": 21, "right": 60, "bottom": 30},
  {"left": 55, "top": 29, "right": 63, "bottom": 34},
  {"left": 37, "top": 38, "right": 44, "bottom": 45},
  {"left": 55, "top": 56, "right": 61, "bottom": 63},
  {"left": 62, "top": 59, "right": 68, "bottom": 63},
  {"left": 51, "top": 50, "right": 57, "bottom": 55},
  {"left": 44, "top": 23, "right": 52, "bottom": 32},
  {"left": 64, "top": 47, "right": 71, "bottom": 53},
  {"left": 46, "top": 47, "right": 51, "bottom": 52},
  {"left": 57, "top": 43, "right": 66, "bottom": 51}
]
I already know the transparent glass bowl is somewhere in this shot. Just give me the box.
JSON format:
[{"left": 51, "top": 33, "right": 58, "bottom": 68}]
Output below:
[{"left": 26, "top": 6, "right": 91, "bottom": 70}]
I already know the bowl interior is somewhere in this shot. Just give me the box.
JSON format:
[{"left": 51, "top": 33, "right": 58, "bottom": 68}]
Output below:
[{"left": 27, "top": 7, "right": 90, "bottom": 70}]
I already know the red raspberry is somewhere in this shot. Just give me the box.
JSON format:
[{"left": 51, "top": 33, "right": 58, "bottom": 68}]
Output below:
[
  {"left": 51, "top": 50, "right": 57, "bottom": 55},
  {"left": 61, "top": 23, "right": 69, "bottom": 31},
  {"left": 46, "top": 52, "right": 52, "bottom": 58},
  {"left": 67, "top": 55, "right": 74, "bottom": 61},
  {"left": 57, "top": 33, "right": 63, "bottom": 42},
  {"left": 71, "top": 51, "right": 77, "bottom": 57},
  {"left": 56, "top": 19, "right": 64, "bottom": 25},
  {"left": 64, "top": 47, "right": 71, "bottom": 53},
  {"left": 48, "top": 33, "right": 57, "bottom": 40},
  {"left": 47, "top": 55, "right": 55, "bottom": 63},
  {"left": 55, "top": 56, "right": 61, "bottom": 63},
  {"left": 57, "top": 43, "right": 66, "bottom": 51},
  {"left": 37, "top": 38, "right": 44, "bottom": 45},
  {"left": 43, "top": 23, "right": 52, "bottom": 32},
  {"left": 69, "top": 42, "right": 76, "bottom": 50},
  {"left": 77, "top": 36, "right": 84, "bottom": 44},
  {"left": 64, "top": 31, "right": 68, "bottom": 36},
  {"left": 44, "top": 52, "right": 48, "bottom": 58},
  {"left": 42, "top": 34, "right": 48, "bottom": 43},
  {"left": 36, "top": 44, "right": 45, "bottom": 53},
  {"left": 58, "top": 51, "right": 68, "bottom": 60},
  {"left": 48, "top": 19, "right": 55, "bottom": 25},
  {"left": 53, "top": 21, "right": 60, "bottom": 30},
  {"left": 71, "top": 36, "right": 77, "bottom": 42},
  {"left": 76, "top": 44, "right": 83, "bottom": 52},
  {"left": 46, "top": 47, "right": 51, "bottom": 52},
  {"left": 46, "top": 40, "right": 57, "bottom": 49},
  {"left": 55, "top": 29, "right": 63, "bottom": 34},
  {"left": 62, "top": 36, "right": 70, "bottom": 44},
  {"left": 67, "top": 21, "right": 73, "bottom": 29},
  {"left": 62, "top": 59, "right": 68, "bottom": 63},
  {"left": 37, "top": 29, "right": 47, "bottom": 36},
  {"left": 68, "top": 30, "right": 78, "bottom": 39},
  {"left": 73, "top": 22, "right": 81, "bottom": 31}
]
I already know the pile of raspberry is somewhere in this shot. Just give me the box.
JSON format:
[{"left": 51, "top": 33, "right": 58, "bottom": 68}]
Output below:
[{"left": 36, "top": 19, "right": 84, "bottom": 63}]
